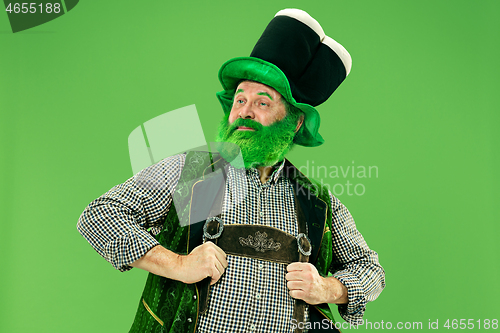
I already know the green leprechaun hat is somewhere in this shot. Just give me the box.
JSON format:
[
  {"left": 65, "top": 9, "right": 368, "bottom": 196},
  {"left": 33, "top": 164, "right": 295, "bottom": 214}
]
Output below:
[{"left": 216, "top": 8, "right": 352, "bottom": 147}]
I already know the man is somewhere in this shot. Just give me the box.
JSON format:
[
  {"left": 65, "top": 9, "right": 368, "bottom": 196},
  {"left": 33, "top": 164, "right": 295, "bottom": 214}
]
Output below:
[{"left": 78, "top": 9, "right": 385, "bottom": 333}]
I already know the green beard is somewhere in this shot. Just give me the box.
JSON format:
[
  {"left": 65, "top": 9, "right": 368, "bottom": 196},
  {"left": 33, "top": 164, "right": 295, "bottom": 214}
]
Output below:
[{"left": 215, "top": 113, "right": 297, "bottom": 169}]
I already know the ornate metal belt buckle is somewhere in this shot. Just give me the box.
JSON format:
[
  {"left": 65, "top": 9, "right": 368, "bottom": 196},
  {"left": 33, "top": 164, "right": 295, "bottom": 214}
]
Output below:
[
  {"left": 296, "top": 233, "right": 312, "bottom": 256},
  {"left": 203, "top": 216, "right": 224, "bottom": 240}
]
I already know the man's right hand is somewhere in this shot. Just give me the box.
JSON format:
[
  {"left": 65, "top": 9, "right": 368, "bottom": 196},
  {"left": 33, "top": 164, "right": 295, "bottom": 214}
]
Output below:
[
  {"left": 175, "top": 242, "right": 228, "bottom": 285},
  {"left": 130, "top": 243, "right": 228, "bottom": 286}
]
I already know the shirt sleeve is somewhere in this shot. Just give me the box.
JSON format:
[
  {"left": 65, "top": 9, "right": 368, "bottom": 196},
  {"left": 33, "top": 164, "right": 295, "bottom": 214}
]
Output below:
[
  {"left": 328, "top": 193, "right": 386, "bottom": 324},
  {"left": 77, "top": 154, "right": 185, "bottom": 272}
]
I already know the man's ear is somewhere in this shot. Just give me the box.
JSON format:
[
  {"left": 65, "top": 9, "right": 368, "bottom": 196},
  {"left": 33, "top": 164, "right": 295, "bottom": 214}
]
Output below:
[{"left": 295, "top": 115, "right": 304, "bottom": 133}]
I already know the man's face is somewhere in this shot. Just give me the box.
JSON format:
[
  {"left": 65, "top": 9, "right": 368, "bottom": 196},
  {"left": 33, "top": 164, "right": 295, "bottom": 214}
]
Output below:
[
  {"left": 228, "top": 81, "right": 287, "bottom": 127},
  {"left": 215, "top": 81, "right": 299, "bottom": 169}
]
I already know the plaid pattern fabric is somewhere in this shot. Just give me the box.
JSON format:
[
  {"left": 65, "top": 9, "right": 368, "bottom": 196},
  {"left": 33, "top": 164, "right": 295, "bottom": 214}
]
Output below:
[
  {"left": 78, "top": 154, "right": 185, "bottom": 271},
  {"left": 77, "top": 153, "right": 385, "bottom": 330},
  {"left": 329, "top": 195, "right": 386, "bottom": 323},
  {"left": 196, "top": 163, "right": 307, "bottom": 333}
]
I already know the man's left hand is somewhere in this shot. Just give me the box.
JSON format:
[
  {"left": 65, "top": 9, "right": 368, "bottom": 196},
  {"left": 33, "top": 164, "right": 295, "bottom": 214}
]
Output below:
[{"left": 286, "top": 262, "right": 348, "bottom": 305}]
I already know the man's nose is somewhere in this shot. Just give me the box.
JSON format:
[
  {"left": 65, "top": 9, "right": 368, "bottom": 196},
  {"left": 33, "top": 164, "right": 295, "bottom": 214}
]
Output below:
[{"left": 239, "top": 103, "right": 255, "bottom": 119}]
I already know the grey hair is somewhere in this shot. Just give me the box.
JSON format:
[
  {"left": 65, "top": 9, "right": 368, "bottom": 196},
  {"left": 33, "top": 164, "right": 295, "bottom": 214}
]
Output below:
[{"left": 281, "top": 97, "right": 304, "bottom": 135}]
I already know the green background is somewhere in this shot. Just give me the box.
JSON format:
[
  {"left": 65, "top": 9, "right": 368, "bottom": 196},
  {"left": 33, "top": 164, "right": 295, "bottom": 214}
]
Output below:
[{"left": 1, "top": 0, "right": 498, "bottom": 331}]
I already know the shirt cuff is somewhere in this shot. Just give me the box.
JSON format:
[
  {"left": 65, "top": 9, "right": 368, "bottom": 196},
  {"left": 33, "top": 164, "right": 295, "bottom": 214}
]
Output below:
[
  {"left": 104, "top": 229, "right": 160, "bottom": 272},
  {"left": 333, "top": 269, "right": 367, "bottom": 325}
]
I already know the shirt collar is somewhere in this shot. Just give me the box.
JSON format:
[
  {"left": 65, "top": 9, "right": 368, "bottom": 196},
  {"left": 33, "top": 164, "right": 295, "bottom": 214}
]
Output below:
[{"left": 245, "top": 159, "right": 286, "bottom": 185}]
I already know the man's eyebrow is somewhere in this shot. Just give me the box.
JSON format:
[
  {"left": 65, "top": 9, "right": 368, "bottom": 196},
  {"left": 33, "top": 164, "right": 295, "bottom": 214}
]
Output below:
[
  {"left": 235, "top": 89, "right": 244, "bottom": 94},
  {"left": 257, "top": 92, "right": 273, "bottom": 100}
]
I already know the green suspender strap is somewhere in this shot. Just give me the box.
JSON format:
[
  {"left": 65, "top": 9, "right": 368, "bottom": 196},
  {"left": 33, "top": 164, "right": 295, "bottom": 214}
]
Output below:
[{"left": 129, "top": 151, "right": 226, "bottom": 333}]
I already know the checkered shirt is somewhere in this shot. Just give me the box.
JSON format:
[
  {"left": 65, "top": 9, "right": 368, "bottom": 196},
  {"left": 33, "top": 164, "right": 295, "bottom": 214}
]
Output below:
[{"left": 77, "top": 154, "right": 385, "bottom": 330}]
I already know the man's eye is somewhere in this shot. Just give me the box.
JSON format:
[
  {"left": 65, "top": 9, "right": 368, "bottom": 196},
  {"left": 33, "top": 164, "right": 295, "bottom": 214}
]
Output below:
[
  {"left": 236, "top": 100, "right": 245, "bottom": 104},
  {"left": 260, "top": 102, "right": 268, "bottom": 106}
]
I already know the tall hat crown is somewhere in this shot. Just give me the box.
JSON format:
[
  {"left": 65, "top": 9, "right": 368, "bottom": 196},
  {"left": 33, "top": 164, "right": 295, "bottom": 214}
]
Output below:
[{"left": 216, "top": 9, "right": 352, "bottom": 147}]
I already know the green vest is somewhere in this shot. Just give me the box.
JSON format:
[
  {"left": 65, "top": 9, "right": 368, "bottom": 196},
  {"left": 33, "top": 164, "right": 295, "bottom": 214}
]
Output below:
[{"left": 129, "top": 151, "right": 337, "bottom": 333}]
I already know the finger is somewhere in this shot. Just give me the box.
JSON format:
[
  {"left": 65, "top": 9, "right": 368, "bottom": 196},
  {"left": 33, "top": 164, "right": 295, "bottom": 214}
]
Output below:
[
  {"left": 214, "top": 258, "right": 226, "bottom": 277},
  {"left": 210, "top": 265, "right": 222, "bottom": 285},
  {"left": 214, "top": 249, "right": 228, "bottom": 268},
  {"left": 286, "top": 280, "right": 304, "bottom": 291},
  {"left": 287, "top": 262, "right": 307, "bottom": 272},
  {"left": 208, "top": 257, "right": 227, "bottom": 285},
  {"left": 289, "top": 289, "right": 305, "bottom": 300},
  {"left": 285, "top": 271, "right": 305, "bottom": 281},
  {"left": 198, "top": 243, "right": 227, "bottom": 269},
  {"left": 207, "top": 243, "right": 228, "bottom": 268}
]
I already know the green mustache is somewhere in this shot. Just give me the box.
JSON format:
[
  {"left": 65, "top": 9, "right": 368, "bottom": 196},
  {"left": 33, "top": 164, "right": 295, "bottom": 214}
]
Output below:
[
  {"left": 229, "top": 118, "right": 264, "bottom": 133},
  {"left": 215, "top": 111, "right": 298, "bottom": 168}
]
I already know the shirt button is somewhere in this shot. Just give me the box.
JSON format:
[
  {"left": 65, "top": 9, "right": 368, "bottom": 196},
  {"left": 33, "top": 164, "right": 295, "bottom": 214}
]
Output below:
[
  {"left": 249, "top": 324, "right": 256, "bottom": 331},
  {"left": 255, "top": 293, "right": 261, "bottom": 300},
  {"left": 187, "top": 318, "right": 192, "bottom": 323},
  {"left": 258, "top": 263, "right": 264, "bottom": 270},
  {"left": 259, "top": 212, "right": 264, "bottom": 217}
]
